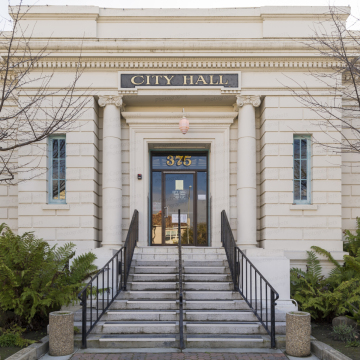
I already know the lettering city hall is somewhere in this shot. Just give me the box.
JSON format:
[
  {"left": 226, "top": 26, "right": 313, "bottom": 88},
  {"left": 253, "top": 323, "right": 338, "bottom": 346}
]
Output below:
[{"left": 1, "top": 6, "right": 356, "bottom": 344}]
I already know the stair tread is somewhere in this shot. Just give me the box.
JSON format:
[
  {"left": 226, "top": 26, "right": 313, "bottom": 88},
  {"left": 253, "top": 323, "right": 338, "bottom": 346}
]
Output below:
[
  {"left": 104, "top": 321, "right": 177, "bottom": 324},
  {"left": 185, "top": 321, "right": 259, "bottom": 325},
  {"left": 187, "top": 334, "right": 263, "bottom": 339},
  {"left": 101, "top": 334, "right": 177, "bottom": 339}
]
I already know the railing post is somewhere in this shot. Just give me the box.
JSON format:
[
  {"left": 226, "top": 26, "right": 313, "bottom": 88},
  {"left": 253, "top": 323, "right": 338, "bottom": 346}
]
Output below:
[
  {"left": 233, "top": 248, "right": 237, "bottom": 291},
  {"left": 271, "top": 290, "right": 276, "bottom": 349},
  {"left": 123, "top": 246, "right": 127, "bottom": 290},
  {"left": 81, "top": 291, "right": 87, "bottom": 349}
]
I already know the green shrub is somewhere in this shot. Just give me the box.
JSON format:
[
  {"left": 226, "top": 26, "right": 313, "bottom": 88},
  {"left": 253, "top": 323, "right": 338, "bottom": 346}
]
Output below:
[
  {"left": 331, "top": 324, "right": 360, "bottom": 347},
  {"left": 0, "top": 325, "right": 35, "bottom": 348},
  {"left": 332, "top": 324, "right": 358, "bottom": 342},
  {"left": 0, "top": 223, "right": 98, "bottom": 329},
  {"left": 344, "top": 217, "right": 360, "bottom": 257},
  {"left": 290, "top": 245, "right": 360, "bottom": 324}
]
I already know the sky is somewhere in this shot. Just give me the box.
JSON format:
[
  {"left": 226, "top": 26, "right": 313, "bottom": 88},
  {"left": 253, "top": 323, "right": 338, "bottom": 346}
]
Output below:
[{"left": 1, "top": 0, "right": 359, "bottom": 30}]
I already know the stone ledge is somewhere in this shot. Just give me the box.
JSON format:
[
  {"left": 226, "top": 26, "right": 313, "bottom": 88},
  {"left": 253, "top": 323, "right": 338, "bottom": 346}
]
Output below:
[
  {"left": 6, "top": 336, "right": 49, "bottom": 360},
  {"left": 42, "top": 205, "right": 70, "bottom": 210},
  {"left": 311, "top": 340, "right": 352, "bottom": 360},
  {"left": 289, "top": 204, "right": 318, "bottom": 210}
]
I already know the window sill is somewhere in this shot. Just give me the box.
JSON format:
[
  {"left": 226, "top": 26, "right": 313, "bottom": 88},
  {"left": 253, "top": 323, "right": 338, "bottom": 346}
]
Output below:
[
  {"left": 289, "top": 204, "right": 318, "bottom": 211},
  {"left": 42, "top": 204, "right": 70, "bottom": 210}
]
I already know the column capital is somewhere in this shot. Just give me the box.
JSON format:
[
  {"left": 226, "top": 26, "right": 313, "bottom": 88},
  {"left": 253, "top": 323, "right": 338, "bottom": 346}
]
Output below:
[
  {"left": 236, "top": 95, "right": 261, "bottom": 109},
  {"left": 98, "top": 95, "right": 124, "bottom": 109}
]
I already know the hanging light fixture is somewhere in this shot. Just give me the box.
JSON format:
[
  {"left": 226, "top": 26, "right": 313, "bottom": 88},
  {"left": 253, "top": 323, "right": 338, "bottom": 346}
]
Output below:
[{"left": 179, "top": 108, "right": 189, "bottom": 135}]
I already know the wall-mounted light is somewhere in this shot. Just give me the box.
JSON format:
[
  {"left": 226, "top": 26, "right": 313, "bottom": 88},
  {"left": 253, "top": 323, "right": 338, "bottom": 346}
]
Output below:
[{"left": 179, "top": 108, "right": 189, "bottom": 135}]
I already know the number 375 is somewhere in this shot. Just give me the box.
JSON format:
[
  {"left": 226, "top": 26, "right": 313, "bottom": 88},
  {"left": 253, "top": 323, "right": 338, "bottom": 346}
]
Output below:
[{"left": 166, "top": 155, "right": 192, "bottom": 166}]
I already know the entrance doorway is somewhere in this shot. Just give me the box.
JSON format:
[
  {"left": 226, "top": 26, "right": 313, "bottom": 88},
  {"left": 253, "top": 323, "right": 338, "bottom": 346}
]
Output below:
[{"left": 151, "top": 153, "right": 208, "bottom": 246}]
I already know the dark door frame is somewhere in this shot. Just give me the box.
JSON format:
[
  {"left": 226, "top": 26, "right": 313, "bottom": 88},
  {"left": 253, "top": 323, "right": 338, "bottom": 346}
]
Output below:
[{"left": 150, "top": 151, "right": 209, "bottom": 246}]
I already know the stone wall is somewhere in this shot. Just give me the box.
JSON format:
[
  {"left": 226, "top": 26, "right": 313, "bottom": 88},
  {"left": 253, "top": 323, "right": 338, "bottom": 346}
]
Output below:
[{"left": 15, "top": 96, "right": 100, "bottom": 251}]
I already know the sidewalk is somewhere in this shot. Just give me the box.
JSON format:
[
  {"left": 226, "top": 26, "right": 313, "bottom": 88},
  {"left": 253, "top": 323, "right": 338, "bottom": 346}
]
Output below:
[{"left": 71, "top": 353, "right": 289, "bottom": 360}]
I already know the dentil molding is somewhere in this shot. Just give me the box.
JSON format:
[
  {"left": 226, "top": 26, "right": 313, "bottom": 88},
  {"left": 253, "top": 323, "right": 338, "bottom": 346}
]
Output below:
[{"left": 18, "top": 58, "right": 345, "bottom": 71}]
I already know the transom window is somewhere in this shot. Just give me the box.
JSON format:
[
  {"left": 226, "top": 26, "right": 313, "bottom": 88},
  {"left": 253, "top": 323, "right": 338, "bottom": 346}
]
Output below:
[
  {"left": 293, "top": 135, "right": 311, "bottom": 204},
  {"left": 49, "top": 136, "right": 66, "bottom": 203}
]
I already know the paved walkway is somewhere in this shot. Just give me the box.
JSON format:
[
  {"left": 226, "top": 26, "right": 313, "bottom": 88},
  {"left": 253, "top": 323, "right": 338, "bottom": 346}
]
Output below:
[{"left": 71, "top": 353, "right": 288, "bottom": 360}]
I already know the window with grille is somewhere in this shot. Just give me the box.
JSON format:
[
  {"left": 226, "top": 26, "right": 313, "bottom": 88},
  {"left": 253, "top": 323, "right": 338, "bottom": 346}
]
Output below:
[
  {"left": 49, "top": 136, "right": 66, "bottom": 203},
  {"left": 293, "top": 135, "right": 311, "bottom": 204}
]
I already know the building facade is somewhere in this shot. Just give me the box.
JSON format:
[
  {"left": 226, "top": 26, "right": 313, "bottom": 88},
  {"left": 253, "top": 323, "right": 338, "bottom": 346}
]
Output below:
[{"left": 1, "top": 6, "right": 355, "bottom": 300}]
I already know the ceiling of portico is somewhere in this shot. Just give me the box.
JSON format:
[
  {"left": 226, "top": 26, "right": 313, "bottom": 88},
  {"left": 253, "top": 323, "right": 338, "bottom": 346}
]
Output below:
[{"left": 121, "top": 94, "right": 237, "bottom": 107}]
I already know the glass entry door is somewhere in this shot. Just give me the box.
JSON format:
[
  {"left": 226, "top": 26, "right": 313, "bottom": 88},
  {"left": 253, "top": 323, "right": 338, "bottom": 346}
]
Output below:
[
  {"left": 151, "top": 153, "right": 208, "bottom": 246},
  {"left": 164, "top": 173, "right": 194, "bottom": 245}
]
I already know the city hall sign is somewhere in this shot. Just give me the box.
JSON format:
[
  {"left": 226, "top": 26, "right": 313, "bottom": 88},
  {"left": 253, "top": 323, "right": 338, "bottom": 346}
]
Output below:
[{"left": 119, "top": 73, "right": 239, "bottom": 88}]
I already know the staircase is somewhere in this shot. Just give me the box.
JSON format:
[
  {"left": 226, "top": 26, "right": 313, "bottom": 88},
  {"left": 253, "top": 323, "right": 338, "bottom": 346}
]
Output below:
[{"left": 74, "top": 246, "right": 286, "bottom": 349}]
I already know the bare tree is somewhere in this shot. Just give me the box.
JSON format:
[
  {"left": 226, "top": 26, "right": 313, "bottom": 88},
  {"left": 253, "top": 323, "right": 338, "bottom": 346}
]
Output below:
[
  {"left": 285, "top": 6, "right": 360, "bottom": 154},
  {"left": 0, "top": 1, "right": 90, "bottom": 183}
]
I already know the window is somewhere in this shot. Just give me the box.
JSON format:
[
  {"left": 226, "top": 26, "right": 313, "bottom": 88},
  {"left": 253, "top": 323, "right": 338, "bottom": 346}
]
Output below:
[
  {"left": 293, "top": 135, "right": 311, "bottom": 204},
  {"left": 49, "top": 136, "right": 66, "bottom": 203}
]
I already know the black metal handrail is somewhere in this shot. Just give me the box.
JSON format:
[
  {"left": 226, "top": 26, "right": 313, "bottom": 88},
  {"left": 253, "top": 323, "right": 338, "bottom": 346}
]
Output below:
[
  {"left": 77, "top": 209, "right": 139, "bottom": 349},
  {"left": 178, "top": 209, "right": 185, "bottom": 350},
  {"left": 221, "top": 210, "right": 279, "bottom": 348}
]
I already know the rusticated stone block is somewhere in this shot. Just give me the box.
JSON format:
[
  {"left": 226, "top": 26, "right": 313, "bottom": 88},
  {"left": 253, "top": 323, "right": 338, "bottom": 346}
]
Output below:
[
  {"left": 332, "top": 316, "right": 357, "bottom": 329},
  {"left": 286, "top": 311, "right": 311, "bottom": 357},
  {"left": 49, "top": 311, "right": 74, "bottom": 356}
]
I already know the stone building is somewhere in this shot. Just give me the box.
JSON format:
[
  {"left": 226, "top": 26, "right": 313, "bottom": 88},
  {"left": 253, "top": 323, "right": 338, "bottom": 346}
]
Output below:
[{"left": 0, "top": 5, "right": 356, "bottom": 348}]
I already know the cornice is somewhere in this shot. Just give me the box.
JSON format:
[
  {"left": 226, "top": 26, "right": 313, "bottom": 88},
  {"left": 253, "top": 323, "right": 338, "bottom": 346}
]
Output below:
[
  {"left": 96, "top": 16, "right": 262, "bottom": 23},
  {"left": 17, "top": 57, "right": 344, "bottom": 70}
]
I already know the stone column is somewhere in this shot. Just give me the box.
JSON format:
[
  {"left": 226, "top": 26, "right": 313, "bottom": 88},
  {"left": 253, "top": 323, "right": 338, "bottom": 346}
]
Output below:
[
  {"left": 98, "top": 95, "right": 123, "bottom": 247},
  {"left": 236, "top": 95, "right": 261, "bottom": 248}
]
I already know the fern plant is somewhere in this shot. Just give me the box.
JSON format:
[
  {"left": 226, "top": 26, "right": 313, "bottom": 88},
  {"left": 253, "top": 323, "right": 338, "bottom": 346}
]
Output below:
[
  {"left": 290, "top": 251, "right": 328, "bottom": 319},
  {"left": 290, "top": 244, "right": 360, "bottom": 324},
  {"left": 344, "top": 217, "right": 360, "bottom": 257},
  {"left": 0, "top": 223, "right": 98, "bottom": 329},
  {"left": 0, "top": 325, "right": 36, "bottom": 348}
]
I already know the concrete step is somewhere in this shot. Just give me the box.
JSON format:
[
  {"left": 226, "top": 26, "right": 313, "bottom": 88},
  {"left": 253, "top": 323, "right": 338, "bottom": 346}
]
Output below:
[
  {"left": 184, "top": 300, "right": 249, "bottom": 310},
  {"left": 102, "top": 310, "right": 258, "bottom": 322},
  {"left": 134, "top": 254, "right": 226, "bottom": 261},
  {"left": 126, "top": 282, "right": 233, "bottom": 291},
  {"left": 128, "top": 274, "right": 178, "bottom": 282},
  {"left": 185, "top": 291, "right": 242, "bottom": 300},
  {"left": 117, "top": 291, "right": 177, "bottom": 300},
  {"left": 106, "top": 299, "right": 248, "bottom": 311},
  {"left": 127, "top": 282, "right": 177, "bottom": 291},
  {"left": 184, "top": 266, "right": 229, "bottom": 274},
  {"left": 184, "top": 310, "right": 257, "bottom": 322},
  {"left": 74, "top": 334, "right": 179, "bottom": 348},
  {"left": 185, "top": 322, "right": 260, "bottom": 334},
  {"left": 105, "top": 310, "right": 178, "bottom": 321},
  {"left": 74, "top": 334, "right": 286, "bottom": 349},
  {"left": 185, "top": 334, "right": 267, "bottom": 348},
  {"left": 134, "top": 260, "right": 226, "bottom": 267},
  {"left": 129, "top": 268, "right": 230, "bottom": 276},
  {"left": 109, "top": 300, "right": 178, "bottom": 310},
  {"left": 102, "top": 321, "right": 178, "bottom": 334},
  {"left": 127, "top": 274, "right": 232, "bottom": 282},
  {"left": 132, "top": 266, "right": 178, "bottom": 274},
  {"left": 134, "top": 247, "right": 225, "bottom": 255},
  {"left": 184, "top": 274, "right": 232, "bottom": 282}
]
